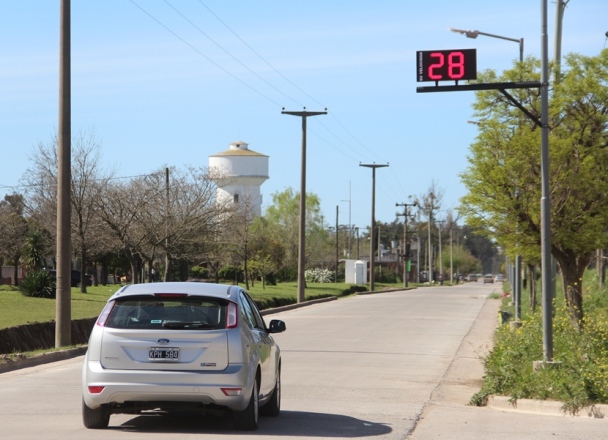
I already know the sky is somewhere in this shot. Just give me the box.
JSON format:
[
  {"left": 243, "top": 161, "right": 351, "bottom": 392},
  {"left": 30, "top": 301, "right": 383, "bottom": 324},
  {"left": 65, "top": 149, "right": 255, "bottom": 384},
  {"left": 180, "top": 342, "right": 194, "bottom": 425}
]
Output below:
[{"left": 1, "top": 0, "right": 607, "bottom": 232}]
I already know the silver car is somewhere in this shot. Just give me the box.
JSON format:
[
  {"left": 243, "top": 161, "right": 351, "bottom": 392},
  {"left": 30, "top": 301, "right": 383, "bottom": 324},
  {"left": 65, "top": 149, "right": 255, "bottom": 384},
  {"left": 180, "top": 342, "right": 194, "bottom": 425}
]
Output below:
[{"left": 82, "top": 282, "right": 286, "bottom": 430}]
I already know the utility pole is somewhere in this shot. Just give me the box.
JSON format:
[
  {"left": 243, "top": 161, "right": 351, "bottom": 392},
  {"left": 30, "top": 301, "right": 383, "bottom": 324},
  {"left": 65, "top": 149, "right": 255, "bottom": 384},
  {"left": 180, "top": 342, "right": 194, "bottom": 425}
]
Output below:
[
  {"left": 335, "top": 205, "right": 339, "bottom": 283},
  {"left": 341, "top": 182, "right": 352, "bottom": 258},
  {"left": 56, "top": 0, "right": 71, "bottom": 348},
  {"left": 437, "top": 220, "right": 445, "bottom": 284},
  {"left": 282, "top": 108, "right": 327, "bottom": 303},
  {"left": 360, "top": 163, "right": 388, "bottom": 292},
  {"left": 396, "top": 202, "right": 416, "bottom": 288},
  {"left": 164, "top": 167, "right": 170, "bottom": 282},
  {"left": 355, "top": 227, "right": 360, "bottom": 260},
  {"left": 450, "top": 227, "right": 454, "bottom": 284},
  {"left": 540, "top": 0, "right": 554, "bottom": 363}
]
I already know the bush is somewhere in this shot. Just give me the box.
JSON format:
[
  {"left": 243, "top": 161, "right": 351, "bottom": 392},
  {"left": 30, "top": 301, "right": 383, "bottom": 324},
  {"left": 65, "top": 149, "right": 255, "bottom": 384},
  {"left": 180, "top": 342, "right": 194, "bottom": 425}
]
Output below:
[
  {"left": 305, "top": 268, "right": 334, "bottom": 283},
  {"left": 19, "top": 271, "right": 56, "bottom": 299},
  {"left": 376, "top": 266, "right": 398, "bottom": 283},
  {"left": 472, "top": 273, "right": 608, "bottom": 413},
  {"left": 189, "top": 266, "right": 209, "bottom": 280},
  {"left": 218, "top": 265, "right": 242, "bottom": 282},
  {"left": 341, "top": 285, "right": 368, "bottom": 296}
]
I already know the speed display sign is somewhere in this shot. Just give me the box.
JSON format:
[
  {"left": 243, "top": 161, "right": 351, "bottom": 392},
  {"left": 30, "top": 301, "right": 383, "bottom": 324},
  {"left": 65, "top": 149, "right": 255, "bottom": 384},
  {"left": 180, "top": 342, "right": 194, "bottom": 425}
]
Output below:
[{"left": 416, "top": 49, "right": 477, "bottom": 82}]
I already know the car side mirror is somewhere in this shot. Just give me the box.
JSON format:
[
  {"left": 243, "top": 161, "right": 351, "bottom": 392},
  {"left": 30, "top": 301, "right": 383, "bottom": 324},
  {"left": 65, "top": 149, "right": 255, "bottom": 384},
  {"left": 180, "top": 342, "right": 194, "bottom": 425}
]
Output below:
[{"left": 268, "top": 319, "right": 286, "bottom": 333}]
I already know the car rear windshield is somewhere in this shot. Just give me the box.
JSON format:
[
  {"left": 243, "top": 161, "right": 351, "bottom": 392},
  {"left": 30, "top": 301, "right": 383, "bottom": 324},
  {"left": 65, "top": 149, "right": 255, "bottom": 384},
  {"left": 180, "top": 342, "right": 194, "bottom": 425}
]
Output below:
[{"left": 105, "top": 295, "right": 229, "bottom": 330}]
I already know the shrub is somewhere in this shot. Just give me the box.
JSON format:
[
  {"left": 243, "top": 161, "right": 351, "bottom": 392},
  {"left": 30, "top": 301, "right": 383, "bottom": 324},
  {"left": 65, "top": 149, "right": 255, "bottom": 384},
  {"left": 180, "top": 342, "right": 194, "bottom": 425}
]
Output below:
[
  {"left": 305, "top": 268, "right": 334, "bottom": 283},
  {"left": 19, "top": 271, "right": 56, "bottom": 299},
  {"left": 472, "top": 274, "right": 608, "bottom": 413},
  {"left": 189, "top": 266, "right": 209, "bottom": 280},
  {"left": 341, "top": 285, "right": 368, "bottom": 296},
  {"left": 218, "top": 265, "right": 242, "bottom": 282}
]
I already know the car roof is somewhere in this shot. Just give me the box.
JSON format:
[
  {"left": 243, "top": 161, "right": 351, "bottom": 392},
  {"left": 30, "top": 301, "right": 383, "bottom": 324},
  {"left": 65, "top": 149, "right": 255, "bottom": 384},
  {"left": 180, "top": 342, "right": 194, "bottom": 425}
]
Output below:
[{"left": 108, "top": 282, "right": 237, "bottom": 301}]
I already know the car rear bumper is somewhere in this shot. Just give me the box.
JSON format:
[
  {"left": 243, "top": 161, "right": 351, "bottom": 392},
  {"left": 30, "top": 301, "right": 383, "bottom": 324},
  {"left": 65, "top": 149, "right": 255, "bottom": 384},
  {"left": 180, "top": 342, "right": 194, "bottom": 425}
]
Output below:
[{"left": 82, "top": 360, "right": 253, "bottom": 412}]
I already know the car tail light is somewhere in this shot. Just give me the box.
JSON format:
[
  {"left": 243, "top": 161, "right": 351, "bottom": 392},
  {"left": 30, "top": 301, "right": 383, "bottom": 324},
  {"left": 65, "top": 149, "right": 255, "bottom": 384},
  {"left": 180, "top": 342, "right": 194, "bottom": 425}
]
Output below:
[
  {"left": 227, "top": 302, "right": 238, "bottom": 329},
  {"left": 95, "top": 301, "right": 115, "bottom": 327},
  {"left": 154, "top": 293, "right": 189, "bottom": 298},
  {"left": 88, "top": 386, "right": 105, "bottom": 394},
  {"left": 221, "top": 387, "right": 242, "bottom": 396}
]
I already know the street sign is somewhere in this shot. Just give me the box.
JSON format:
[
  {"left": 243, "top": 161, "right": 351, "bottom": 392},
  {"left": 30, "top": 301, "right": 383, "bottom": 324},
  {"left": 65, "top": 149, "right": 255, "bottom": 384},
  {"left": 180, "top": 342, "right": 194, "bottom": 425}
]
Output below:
[{"left": 416, "top": 49, "right": 477, "bottom": 82}]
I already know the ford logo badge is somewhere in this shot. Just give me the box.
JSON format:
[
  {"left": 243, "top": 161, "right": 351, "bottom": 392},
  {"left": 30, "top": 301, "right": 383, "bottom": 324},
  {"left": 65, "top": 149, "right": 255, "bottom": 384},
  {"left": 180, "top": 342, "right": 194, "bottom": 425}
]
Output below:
[{"left": 157, "top": 338, "right": 171, "bottom": 345}]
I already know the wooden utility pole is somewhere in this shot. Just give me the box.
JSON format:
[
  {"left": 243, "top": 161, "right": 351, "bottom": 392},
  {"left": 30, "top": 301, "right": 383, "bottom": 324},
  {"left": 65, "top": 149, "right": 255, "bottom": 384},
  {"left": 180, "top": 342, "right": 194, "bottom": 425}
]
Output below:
[
  {"left": 396, "top": 202, "right": 416, "bottom": 288},
  {"left": 282, "top": 109, "right": 327, "bottom": 303},
  {"left": 360, "top": 163, "right": 388, "bottom": 292}
]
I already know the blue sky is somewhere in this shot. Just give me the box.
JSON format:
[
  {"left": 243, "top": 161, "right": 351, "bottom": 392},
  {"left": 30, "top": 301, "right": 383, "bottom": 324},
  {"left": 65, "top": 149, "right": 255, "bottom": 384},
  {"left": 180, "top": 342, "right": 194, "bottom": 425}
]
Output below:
[{"left": 1, "top": 1, "right": 607, "bottom": 231}]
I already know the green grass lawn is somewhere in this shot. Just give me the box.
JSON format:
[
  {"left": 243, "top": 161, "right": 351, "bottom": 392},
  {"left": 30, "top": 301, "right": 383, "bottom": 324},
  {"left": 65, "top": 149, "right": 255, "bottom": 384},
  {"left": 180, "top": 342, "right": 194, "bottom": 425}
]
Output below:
[{"left": 0, "top": 281, "right": 410, "bottom": 330}]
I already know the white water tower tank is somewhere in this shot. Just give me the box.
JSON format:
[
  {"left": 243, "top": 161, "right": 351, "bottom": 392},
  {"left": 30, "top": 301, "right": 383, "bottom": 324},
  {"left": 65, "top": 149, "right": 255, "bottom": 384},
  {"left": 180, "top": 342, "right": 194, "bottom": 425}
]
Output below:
[{"left": 209, "top": 141, "right": 269, "bottom": 216}]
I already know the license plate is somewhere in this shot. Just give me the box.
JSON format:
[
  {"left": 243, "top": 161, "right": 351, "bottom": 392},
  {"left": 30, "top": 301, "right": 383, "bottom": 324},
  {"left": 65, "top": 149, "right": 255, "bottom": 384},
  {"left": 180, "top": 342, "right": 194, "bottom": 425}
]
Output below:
[{"left": 148, "top": 347, "right": 179, "bottom": 360}]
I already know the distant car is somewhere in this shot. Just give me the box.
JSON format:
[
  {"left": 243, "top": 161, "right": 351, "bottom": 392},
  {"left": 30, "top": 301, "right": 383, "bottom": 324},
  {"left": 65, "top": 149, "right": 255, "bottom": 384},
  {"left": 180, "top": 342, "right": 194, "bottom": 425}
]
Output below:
[
  {"left": 483, "top": 274, "right": 494, "bottom": 284},
  {"left": 46, "top": 269, "right": 94, "bottom": 287},
  {"left": 467, "top": 274, "right": 478, "bottom": 282},
  {"left": 82, "top": 282, "right": 286, "bottom": 430},
  {"left": 495, "top": 274, "right": 506, "bottom": 283}
]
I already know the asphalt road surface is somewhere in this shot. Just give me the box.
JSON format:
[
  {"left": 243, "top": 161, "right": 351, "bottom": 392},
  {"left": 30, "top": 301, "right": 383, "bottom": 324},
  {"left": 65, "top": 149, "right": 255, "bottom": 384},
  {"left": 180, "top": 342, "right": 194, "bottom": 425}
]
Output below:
[{"left": 8, "top": 282, "right": 595, "bottom": 440}]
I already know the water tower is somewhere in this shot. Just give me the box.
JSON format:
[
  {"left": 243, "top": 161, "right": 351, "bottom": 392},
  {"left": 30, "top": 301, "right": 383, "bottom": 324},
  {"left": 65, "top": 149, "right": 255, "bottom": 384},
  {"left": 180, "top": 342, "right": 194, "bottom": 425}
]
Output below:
[{"left": 209, "top": 141, "right": 269, "bottom": 216}]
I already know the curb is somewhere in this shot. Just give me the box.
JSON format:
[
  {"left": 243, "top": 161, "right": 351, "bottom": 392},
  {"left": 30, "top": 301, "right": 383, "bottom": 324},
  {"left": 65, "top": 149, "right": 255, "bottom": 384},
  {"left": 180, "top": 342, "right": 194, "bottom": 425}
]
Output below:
[
  {"left": 0, "top": 346, "right": 88, "bottom": 374},
  {"left": 260, "top": 296, "right": 338, "bottom": 315},
  {"left": 0, "top": 297, "right": 339, "bottom": 374},
  {"left": 488, "top": 395, "right": 608, "bottom": 419}
]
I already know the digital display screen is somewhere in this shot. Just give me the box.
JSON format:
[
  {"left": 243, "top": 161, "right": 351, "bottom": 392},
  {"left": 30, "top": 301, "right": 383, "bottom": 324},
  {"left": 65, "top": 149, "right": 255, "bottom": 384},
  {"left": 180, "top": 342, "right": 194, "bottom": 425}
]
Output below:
[{"left": 417, "top": 49, "right": 477, "bottom": 82}]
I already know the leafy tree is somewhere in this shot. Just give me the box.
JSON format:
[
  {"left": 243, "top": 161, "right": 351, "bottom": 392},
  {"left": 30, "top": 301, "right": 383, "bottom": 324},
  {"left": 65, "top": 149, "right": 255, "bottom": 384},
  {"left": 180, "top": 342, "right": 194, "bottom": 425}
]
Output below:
[
  {"left": 261, "top": 188, "right": 326, "bottom": 279},
  {"left": 460, "top": 50, "right": 608, "bottom": 326},
  {"left": 22, "top": 228, "right": 51, "bottom": 272},
  {"left": 0, "top": 194, "right": 29, "bottom": 285}
]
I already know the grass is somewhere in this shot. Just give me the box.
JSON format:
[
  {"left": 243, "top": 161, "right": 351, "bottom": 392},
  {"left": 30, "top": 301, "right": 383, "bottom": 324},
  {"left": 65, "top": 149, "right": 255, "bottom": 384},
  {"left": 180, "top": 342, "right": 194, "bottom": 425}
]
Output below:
[
  {"left": 0, "top": 280, "right": 412, "bottom": 330},
  {"left": 472, "top": 270, "right": 608, "bottom": 413},
  {"left": 0, "top": 284, "right": 117, "bottom": 329}
]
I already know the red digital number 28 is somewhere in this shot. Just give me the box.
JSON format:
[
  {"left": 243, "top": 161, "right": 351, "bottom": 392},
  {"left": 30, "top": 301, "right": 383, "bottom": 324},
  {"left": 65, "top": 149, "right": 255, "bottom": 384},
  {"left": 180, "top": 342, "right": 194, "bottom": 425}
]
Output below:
[{"left": 428, "top": 51, "right": 465, "bottom": 80}]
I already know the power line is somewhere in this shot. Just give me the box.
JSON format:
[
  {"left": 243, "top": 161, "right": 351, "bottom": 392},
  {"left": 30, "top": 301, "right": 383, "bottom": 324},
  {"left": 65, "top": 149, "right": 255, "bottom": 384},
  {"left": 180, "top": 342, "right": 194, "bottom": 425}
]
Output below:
[
  {"left": 128, "top": 0, "right": 282, "bottom": 107},
  {"left": 127, "top": 1, "right": 422, "bottom": 211},
  {"left": 197, "top": 0, "right": 326, "bottom": 109},
  {"left": 164, "top": 0, "right": 303, "bottom": 108}
]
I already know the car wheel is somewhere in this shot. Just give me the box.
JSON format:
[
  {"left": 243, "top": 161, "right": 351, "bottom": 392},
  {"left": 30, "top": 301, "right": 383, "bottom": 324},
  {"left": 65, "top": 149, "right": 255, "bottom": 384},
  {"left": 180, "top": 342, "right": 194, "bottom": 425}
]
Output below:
[
  {"left": 260, "top": 367, "right": 281, "bottom": 417},
  {"left": 82, "top": 399, "right": 110, "bottom": 429},
  {"left": 233, "top": 377, "right": 259, "bottom": 430}
]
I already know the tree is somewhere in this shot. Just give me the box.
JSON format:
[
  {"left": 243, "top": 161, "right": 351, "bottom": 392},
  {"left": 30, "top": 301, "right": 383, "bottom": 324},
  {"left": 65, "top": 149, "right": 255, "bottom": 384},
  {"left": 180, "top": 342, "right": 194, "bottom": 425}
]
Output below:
[
  {"left": 416, "top": 182, "right": 445, "bottom": 281},
  {"left": 0, "top": 194, "right": 29, "bottom": 285},
  {"left": 261, "top": 188, "right": 326, "bottom": 280},
  {"left": 22, "top": 228, "right": 51, "bottom": 273},
  {"left": 460, "top": 50, "right": 608, "bottom": 326},
  {"left": 23, "top": 129, "right": 110, "bottom": 292}
]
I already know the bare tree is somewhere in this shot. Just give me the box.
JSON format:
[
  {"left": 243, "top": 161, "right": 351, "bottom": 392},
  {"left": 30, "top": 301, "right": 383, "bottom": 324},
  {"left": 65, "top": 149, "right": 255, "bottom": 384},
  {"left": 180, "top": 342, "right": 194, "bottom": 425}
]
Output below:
[
  {"left": 23, "top": 129, "right": 111, "bottom": 292},
  {"left": 95, "top": 165, "right": 228, "bottom": 283}
]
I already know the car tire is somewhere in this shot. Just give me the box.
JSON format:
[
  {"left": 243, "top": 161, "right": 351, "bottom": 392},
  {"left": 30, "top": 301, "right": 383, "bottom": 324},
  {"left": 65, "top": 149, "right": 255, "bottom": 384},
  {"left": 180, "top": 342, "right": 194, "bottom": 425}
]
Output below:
[
  {"left": 233, "top": 377, "right": 259, "bottom": 430},
  {"left": 82, "top": 399, "right": 110, "bottom": 429},
  {"left": 260, "top": 366, "right": 281, "bottom": 417}
]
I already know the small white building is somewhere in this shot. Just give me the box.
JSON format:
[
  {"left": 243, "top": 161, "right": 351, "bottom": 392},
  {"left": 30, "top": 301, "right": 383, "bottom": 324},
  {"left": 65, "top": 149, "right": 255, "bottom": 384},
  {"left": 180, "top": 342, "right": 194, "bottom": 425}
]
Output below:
[
  {"left": 344, "top": 259, "right": 367, "bottom": 285},
  {"left": 209, "top": 141, "right": 269, "bottom": 216}
]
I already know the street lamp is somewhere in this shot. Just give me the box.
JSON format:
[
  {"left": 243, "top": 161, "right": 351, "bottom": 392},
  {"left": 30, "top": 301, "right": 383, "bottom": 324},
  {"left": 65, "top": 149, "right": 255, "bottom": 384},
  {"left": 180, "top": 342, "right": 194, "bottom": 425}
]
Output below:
[{"left": 448, "top": 27, "right": 524, "bottom": 63}]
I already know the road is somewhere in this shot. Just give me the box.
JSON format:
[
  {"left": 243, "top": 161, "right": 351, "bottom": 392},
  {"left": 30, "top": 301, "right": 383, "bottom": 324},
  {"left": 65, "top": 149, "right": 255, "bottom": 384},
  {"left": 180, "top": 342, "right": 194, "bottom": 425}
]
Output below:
[{"left": 2, "top": 282, "right": 604, "bottom": 439}]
